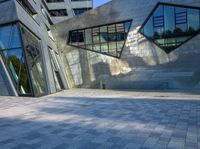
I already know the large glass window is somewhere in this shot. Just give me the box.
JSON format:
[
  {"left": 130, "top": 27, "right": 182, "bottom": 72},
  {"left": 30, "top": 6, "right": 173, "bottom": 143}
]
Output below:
[
  {"left": 140, "top": 3, "right": 200, "bottom": 53},
  {"left": 0, "top": 24, "right": 32, "bottom": 96},
  {"left": 21, "top": 26, "right": 47, "bottom": 96},
  {"left": 0, "top": 23, "right": 47, "bottom": 97},
  {"left": 3, "top": 48, "right": 32, "bottom": 95},
  {"left": 68, "top": 20, "right": 132, "bottom": 58},
  {"left": 48, "top": 47, "right": 64, "bottom": 91}
]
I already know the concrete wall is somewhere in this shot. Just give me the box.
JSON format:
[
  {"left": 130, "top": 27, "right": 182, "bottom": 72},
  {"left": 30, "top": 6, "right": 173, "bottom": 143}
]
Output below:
[{"left": 52, "top": 0, "right": 200, "bottom": 90}]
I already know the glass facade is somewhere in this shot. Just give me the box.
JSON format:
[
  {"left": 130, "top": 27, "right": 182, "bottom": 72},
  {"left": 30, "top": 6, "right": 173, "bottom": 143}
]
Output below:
[
  {"left": 68, "top": 20, "right": 132, "bottom": 58},
  {"left": 48, "top": 47, "right": 64, "bottom": 91},
  {"left": 0, "top": 24, "right": 32, "bottom": 96},
  {"left": 140, "top": 3, "right": 200, "bottom": 53},
  {"left": 21, "top": 26, "right": 47, "bottom": 96},
  {"left": 0, "top": 23, "right": 47, "bottom": 97}
]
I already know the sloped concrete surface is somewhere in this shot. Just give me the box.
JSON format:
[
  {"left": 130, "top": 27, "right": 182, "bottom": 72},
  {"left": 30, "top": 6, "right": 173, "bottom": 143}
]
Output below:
[{"left": 0, "top": 89, "right": 200, "bottom": 149}]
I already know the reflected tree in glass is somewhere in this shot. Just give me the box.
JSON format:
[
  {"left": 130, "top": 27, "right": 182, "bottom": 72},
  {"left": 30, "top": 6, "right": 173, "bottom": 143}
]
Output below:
[{"left": 140, "top": 3, "right": 200, "bottom": 53}]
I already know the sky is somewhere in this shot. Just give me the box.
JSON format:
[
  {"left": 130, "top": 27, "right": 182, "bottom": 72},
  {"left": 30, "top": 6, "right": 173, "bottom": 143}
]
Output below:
[{"left": 93, "top": 0, "right": 112, "bottom": 8}]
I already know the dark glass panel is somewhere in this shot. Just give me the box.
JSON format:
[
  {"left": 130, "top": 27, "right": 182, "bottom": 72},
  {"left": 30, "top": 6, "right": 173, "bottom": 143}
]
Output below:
[
  {"left": 77, "top": 30, "right": 85, "bottom": 47},
  {"left": 73, "top": 8, "right": 91, "bottom": 16},
  {"left": 69, "top": 31, "right": 78, "bottom": 46}
]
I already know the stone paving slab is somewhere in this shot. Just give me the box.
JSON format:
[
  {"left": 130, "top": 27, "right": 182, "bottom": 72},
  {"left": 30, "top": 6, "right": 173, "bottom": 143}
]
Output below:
[{"left": 0, "top": 89, "right": 200, "bottom": 149}]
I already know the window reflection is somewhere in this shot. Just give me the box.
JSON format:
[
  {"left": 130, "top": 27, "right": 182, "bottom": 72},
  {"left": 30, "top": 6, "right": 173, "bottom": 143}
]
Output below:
[
  {"left": 141, "top": 3, "right": 200, "bottom": 53},
  {"left": 21, "top": 26, "right": 47, "bottom": 96},
  {"left": 3, "top": 48, "right": 31, "bottom": 95},
  {"left": 0, "top": 24, "right": 32, "bottom": 96},
  {"left": 0, "top": 26, "right": 12, "bottom": 49},
  {"left": 0, "top": 23, "right": 48, "bottom": 97},
  {"left": 48, "top": 47, "right": 64, "bottom": 91},
  {"left": 188, "top": 9, "right": 199, "bottom": 31},
  {"left": 68, "top": 20, "right": 132, "bottom": 58}
]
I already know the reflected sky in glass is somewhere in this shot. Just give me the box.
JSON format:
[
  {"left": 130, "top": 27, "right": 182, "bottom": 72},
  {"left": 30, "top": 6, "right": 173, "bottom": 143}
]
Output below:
[{"left": 93, "top": 0, "right": 111, "bottom": 8}]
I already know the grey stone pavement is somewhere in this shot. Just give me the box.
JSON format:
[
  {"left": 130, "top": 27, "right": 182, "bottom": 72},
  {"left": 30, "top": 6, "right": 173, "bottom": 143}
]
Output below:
[{"left": 0, "top": 89, "right": 200, "bottom": 149}]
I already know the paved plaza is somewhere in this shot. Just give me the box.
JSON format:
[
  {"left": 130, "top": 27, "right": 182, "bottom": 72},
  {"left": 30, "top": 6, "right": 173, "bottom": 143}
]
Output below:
[{"left": 0, "top": 89, "right": 200, "bottom": 149}]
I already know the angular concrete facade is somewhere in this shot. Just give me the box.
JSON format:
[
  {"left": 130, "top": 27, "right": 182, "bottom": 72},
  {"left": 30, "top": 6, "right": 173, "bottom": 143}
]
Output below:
[{"left": 52, "top": 0, "right": 200, "bottom": 90}]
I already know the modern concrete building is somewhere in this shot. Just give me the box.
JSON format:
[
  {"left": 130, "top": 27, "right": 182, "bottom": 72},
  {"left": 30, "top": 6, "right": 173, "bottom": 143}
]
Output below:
[
  {"left": 1, "top": 0, "right": 200, "bottom": 97},
  {"left": 46, "top": 0, "right": 93, "bottom": 24},
  {"left": 52, "top": 0, "right": 200, "bottom": 91}
]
